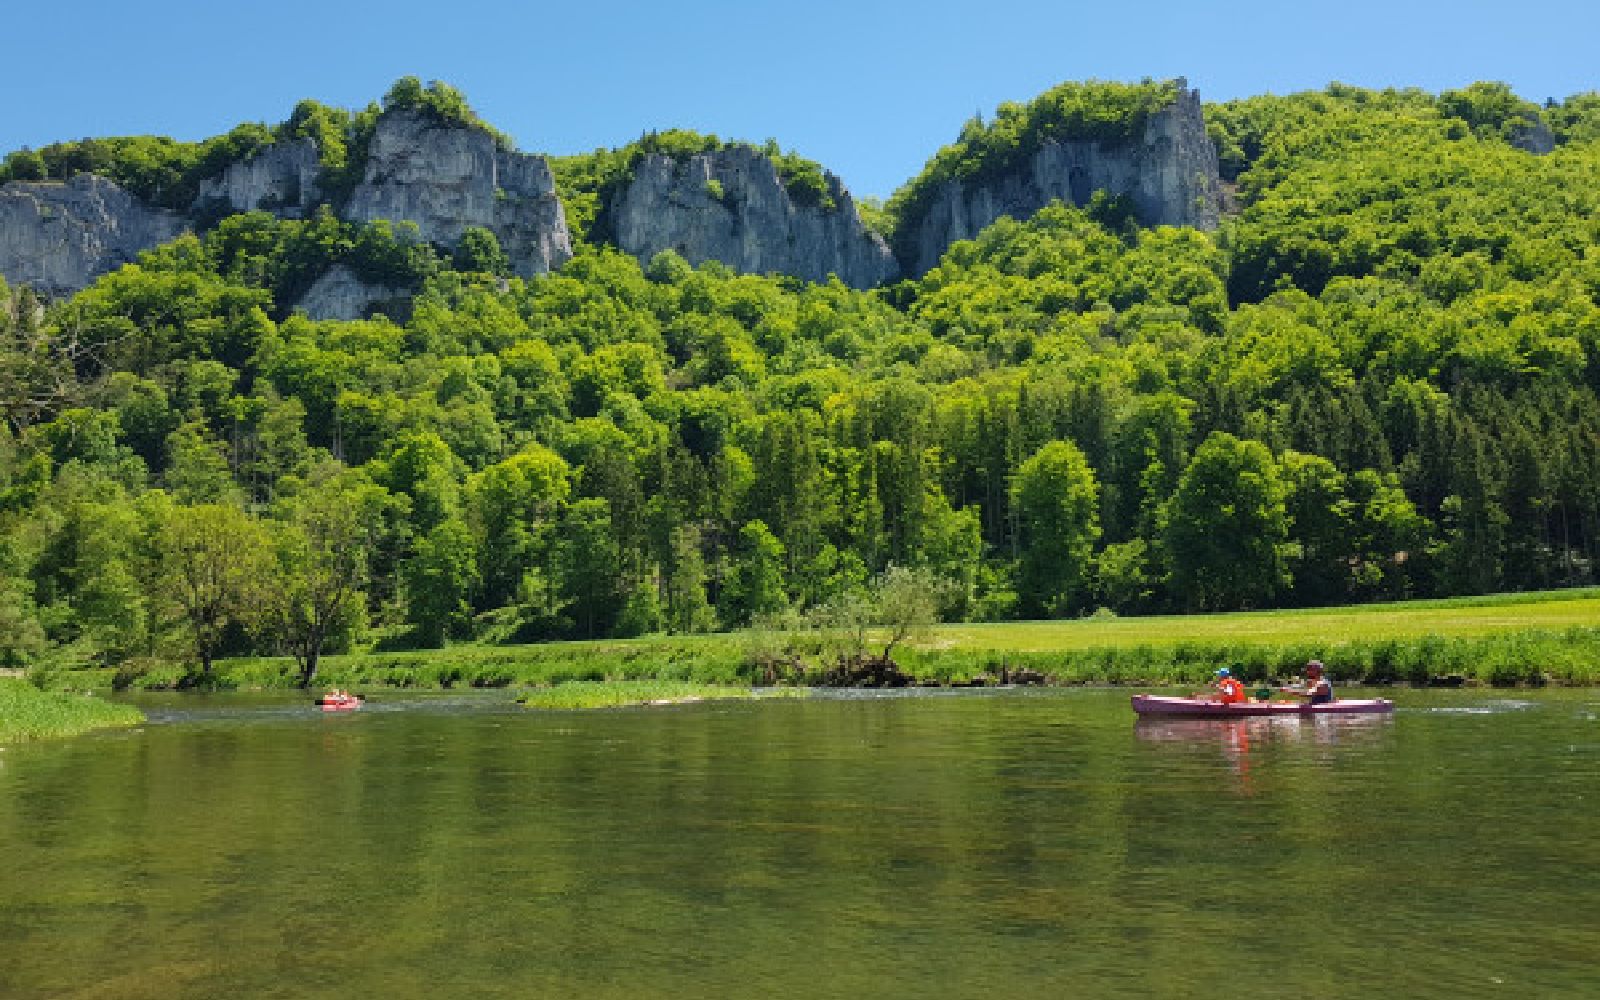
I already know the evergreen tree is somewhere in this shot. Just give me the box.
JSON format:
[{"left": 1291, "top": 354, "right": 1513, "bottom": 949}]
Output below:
[
  {"left": 664, "top": 524, "right": 716, "bottom": 634},
  {"left": 558, "top": 497, "right": 624, "bottom": 639},
  {"left": 723, "top": 520, "right": 788, "bottom": 626}
]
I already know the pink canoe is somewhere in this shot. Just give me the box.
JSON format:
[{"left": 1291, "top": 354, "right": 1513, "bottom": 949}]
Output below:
[
  {"left": 315, "top": 696, "right": 363, "bottom": 712},
  {"left": 1131, "top": 694, "right": 1394, "bottom": 718}
]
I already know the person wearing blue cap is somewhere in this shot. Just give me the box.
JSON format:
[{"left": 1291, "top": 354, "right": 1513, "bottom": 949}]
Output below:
[{"left": 1210, "top": 666, "right": 1247, "bottom": 704}]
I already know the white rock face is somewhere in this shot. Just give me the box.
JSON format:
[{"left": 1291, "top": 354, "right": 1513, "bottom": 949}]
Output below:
[
  {"left": 0, "top": 174, "right": 187, "bottom": 296},
  {"left": 293, "top": 264, "right": 410, "bottom": 321},
  {"left": 194, "top": 138, "right": 322, "bottom": 216},
  {"left": 343, "top": 110, "right": 572, "bottom": 277},
  {"left": 608, "top": 145, "right": 899, "bottom": 288},
  {"left": 904, "top": 82, "right": 1223, "bottom": 276}
]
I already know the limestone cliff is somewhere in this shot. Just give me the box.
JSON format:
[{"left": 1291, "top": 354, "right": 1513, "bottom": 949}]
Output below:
[
  {"left": 0, "top": 174, "right": 186, "bottom": 296},
  {"left": 193, "top": 137, "right": 322, "bottom": 216},
  {"left": 0, "top": 82, "right": 1218, "bottom": 300},
  {"left": 293, "top": 264, "right": 412, "bottom": 322},
  {"left": 608, "top": 146, "right": 899, "bottom": 289},
  {"left": 902, "top": 81, "right": 1222, "bottom": 276},
  {"left": 343, "top": 110, "right": 572, "bottom": 277}
]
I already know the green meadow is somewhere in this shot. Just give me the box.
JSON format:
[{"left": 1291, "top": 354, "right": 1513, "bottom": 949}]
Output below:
[
  {"left": 896, "top": 589, "right": 1600, "bottom": 686},
  {"left": 90, "top": 586, "right": 1600, "bottom": 692},
  {"left": 925, "top": 588, "right": 1600, "bottom": 651}
]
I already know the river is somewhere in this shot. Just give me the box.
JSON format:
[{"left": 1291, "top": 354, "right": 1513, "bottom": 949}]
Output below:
[{"left": 1, "top": 688, "right": 1596, "bottom": 998}]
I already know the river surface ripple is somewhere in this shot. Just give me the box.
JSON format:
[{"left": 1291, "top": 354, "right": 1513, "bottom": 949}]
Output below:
[{"left": 1, "top": 687, "right": 1596, "bottom": 999}]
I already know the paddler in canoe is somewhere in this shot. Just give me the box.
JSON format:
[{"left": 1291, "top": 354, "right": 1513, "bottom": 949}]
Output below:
[
  {"left": 1204, "top": 667, "right": 1248, "bottom": 704},
  {"left": 317, "top": 687, "right": 362, "bottom": 707},
  {"left": 1278, "top": 660, "right": 1334, "bottom": 705}
]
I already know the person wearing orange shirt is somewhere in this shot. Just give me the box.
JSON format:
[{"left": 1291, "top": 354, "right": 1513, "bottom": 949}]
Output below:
[{"left": 1211, "top": 667, "right": 1247, "bottom": 704}]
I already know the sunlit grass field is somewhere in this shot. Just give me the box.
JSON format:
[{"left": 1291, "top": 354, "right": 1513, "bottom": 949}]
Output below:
[{"left": 924, "top": 588, "right": 1600, "bottom": 653}]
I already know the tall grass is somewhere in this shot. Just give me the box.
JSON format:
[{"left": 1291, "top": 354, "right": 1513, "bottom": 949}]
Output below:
[
  {"left": 517, "top": 680, "right": 807, "bottom": 710},
  {"left": 72, "top": 588, "right": 1600, "bottom": 692},
  {"left": 896, "top": 626, "right": 1600, "bottom": 687},
  {"left": 0, "top": 679, "right": 143, "bottom": 742},
  {"left": 928, "top": 587, "right": 1600, "bottom": 652},
  {"left": 102, "top": 635, "right": 748, "bottom": 692}
]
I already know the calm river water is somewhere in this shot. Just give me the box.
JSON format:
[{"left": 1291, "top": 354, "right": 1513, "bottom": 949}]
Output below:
[{"left": 1, "top": 688, "right": 1596, "bottom": 999}]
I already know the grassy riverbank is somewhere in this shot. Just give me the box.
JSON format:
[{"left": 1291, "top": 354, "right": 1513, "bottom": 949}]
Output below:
[
  {"left": 0, "top": 679, "right": 144, "bottom": 743},
  {"left": 72, "top": 587, "right": 1600, "bottom": 692},
  {"left": 116, "top": 633, "right": 748, "bottom": 692},
  {"left": 517, "top": 680, "right": 808, "bottom": 710},
  {"left": 927, "top": 588, "right": 1600, "bottom": 651},
  {"left": 896, "top": 589, "right": 1600, "bottom": 687}
]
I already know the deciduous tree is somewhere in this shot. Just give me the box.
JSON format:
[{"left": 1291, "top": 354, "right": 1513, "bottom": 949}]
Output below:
[{"left": 156, "top": 503, "right": 272, "bottom": 679}]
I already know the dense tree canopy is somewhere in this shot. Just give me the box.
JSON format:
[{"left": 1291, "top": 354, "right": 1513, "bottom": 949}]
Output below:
[{"left": 3, "top": 78, "right": 1600, "bottom": 675}]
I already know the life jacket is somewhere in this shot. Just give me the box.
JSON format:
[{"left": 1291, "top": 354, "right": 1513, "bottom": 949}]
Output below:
[
  {"left": 1308, "top": 677, "right": 1333, "bottom": 704},
  {"left": 1217, "top": 677, "right": 1246, "bottom": 704}
]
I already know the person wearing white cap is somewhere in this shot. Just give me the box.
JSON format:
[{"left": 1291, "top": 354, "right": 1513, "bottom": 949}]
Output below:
[{"left": 1281, "top": 660, "right": 1334, "bottom": 704}]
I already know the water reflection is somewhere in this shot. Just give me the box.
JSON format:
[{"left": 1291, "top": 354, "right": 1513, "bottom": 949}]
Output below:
[
  {"left": 1134, "top": 713, "right": 1396, "bottom": 792},
  {"left": 1133, "top": 713, "right": 1396, "bottom": 746},
  {"left": 3, "top": 690, "right": 1598, "bottom": 1000},
  {"left": 125, "top": 689, "right": 523, "bottom": 725}
]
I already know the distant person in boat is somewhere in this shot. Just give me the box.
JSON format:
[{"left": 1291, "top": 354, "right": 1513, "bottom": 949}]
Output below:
[
  {"left": 1210, "top": 667, "right": 1247, "bottom": 704},
  {"left": 1281, "top": 660, "right": 1334, "bottom": 704}
]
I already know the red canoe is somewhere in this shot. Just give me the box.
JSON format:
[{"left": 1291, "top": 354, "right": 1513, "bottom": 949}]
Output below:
[
  {"left": 315, "top": 696, "right": 363, "bottom": 712},
  {"left": 1131, "top": 694, "right": 1394, "bottom": 718}
]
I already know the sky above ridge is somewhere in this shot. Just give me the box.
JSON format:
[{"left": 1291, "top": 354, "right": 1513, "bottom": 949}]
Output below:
[{"left": 4, "top": 0, "right": 1597, "bottom": 199}]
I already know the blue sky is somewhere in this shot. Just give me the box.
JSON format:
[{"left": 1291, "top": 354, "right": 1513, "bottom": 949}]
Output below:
[{"left": 4, "top": 1, "right": 1597, "bottom": 198}]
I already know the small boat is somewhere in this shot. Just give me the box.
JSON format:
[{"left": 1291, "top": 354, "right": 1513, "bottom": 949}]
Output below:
[
  {"left": 1131, "top": 694, "right": 1394, "bottom": 718},
  {"left": 315, "top": 694, "right": 363, "bottom": 711}
]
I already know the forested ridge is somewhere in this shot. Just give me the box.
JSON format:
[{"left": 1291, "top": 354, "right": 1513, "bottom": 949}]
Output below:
[
  {"left": 0, "top": 78, "right": 505, "bottom": 211},
  {"left": 4, "top": 78, "right": 1600, "bottom": 683}
]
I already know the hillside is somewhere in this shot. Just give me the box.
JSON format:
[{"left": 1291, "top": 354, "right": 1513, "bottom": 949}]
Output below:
[{"left": 2, "top": 76, "right": 1599, "bottom": 680}]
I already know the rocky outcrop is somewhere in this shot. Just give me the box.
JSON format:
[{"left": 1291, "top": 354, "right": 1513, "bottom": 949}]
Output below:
[
  {"left": 0, "top": 174, "right": 187, "bottom": 296},
  {"left": 194, "top": 137, "right": 322, "bottom": 216},
  {"left": 608, "top": 146, "right": 899, "bottom": 288},
  {"left": 1508, "top": 114, "right": 1556, "bottom": 155},
  {"left": 293, "top": 264, "right": 411, "bottom": 322},
  {"left": 343, "top": 110, "right": 571, "bottom": 277},
  {"left": 903, "top": 80, "right": 1222, "bottom": 276},
  {"left": 0, "top": 84, "right": 1223, "bottom": 299},
  {"left": 0, "top": 112, "right": 572, "bottom": 300}
]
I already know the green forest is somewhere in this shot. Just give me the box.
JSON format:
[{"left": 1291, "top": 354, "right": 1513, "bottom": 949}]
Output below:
[{"left": 3, "top": 78, "right": 1600, "bottom": 685}]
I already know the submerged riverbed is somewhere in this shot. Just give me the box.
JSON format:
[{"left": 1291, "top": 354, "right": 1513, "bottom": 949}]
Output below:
[{"left": 1, "top": 688, "right": 1596, "bottom": 999}]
